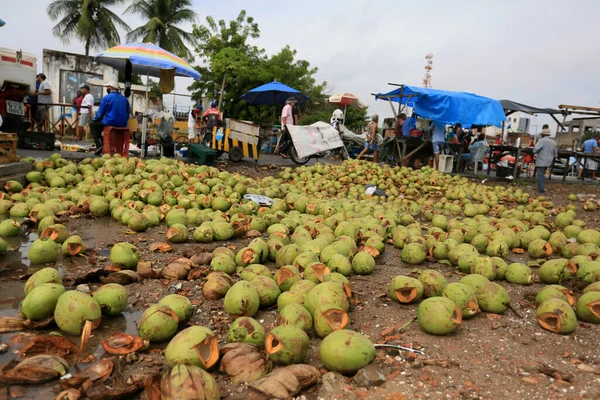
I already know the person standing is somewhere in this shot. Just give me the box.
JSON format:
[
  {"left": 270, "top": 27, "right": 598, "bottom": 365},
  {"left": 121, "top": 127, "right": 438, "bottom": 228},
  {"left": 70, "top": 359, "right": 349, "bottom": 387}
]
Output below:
[
  {"left": 356, "top": 114, "right": 379, "bottom": 163},
  {"left": 578, "top": 134, "right": 599, "bottom": 180},
  {"left": 533, "top": 125, "right": 557, "bottom": 194},
  {"left": 202, "top": 101, "right": 222, "bottom": 146},
  {"left": 76, "top": 85, "right": 93, "bottom": 141},
  {"left": 34, "top": 74, "right": 52, "bottom": 131},
  {"left": 90, "top": 81, "right": 130, "bottom": 155},
  {"left": 279, "top": 97, "right": 297, "bottom": 159},
  {"left": 429, "top": 120, "right": 447, "bottom": 170},
  {"left": 189, "top": 104, "right": 203, "bottom": 144},
  {"left": 402, "top": 113, "right": 416, "bottom": 137}
]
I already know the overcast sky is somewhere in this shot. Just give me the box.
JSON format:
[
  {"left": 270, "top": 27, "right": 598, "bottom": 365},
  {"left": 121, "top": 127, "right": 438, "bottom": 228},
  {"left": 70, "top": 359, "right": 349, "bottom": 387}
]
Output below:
[{"left": 2, "top": 0, "right": 599, "bottom": 130}]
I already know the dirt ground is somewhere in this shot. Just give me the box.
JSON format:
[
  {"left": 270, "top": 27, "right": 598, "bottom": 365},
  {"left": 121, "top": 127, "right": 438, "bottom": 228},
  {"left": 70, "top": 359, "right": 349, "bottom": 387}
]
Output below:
[{"left": 1, "top": 161, "right": 600, "bottom": 400}]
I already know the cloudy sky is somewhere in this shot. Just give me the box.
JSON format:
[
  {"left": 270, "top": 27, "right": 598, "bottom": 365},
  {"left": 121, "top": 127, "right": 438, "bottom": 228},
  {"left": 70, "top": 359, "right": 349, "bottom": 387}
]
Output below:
[{"left": 2, "top": 0, "right": 599, "bottom": 130}]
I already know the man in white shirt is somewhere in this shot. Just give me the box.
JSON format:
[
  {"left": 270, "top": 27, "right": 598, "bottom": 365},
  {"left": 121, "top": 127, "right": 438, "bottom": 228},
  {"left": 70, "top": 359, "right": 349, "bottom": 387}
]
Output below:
[
  {"left": 279, "top": 97, "right": 297, "bottom": 159},
  {"left": 34, "top": 74, "right": 52, "bottom": 131},
  {"left": 77, "top": 85, "right": 94, "bottom": 141}
]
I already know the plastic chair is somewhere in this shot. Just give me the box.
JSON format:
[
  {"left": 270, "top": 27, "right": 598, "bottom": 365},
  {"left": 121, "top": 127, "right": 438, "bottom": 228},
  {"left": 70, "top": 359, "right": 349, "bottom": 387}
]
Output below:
[{"left": 471, "top": 146, "right": 488, "bottom": 175}]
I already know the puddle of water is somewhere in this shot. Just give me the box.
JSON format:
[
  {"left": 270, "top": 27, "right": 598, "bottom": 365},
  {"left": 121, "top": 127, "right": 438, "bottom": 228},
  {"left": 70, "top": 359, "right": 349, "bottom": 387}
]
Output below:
[{"left": 0, "top": 310, "right": 143, "bottom": 368}]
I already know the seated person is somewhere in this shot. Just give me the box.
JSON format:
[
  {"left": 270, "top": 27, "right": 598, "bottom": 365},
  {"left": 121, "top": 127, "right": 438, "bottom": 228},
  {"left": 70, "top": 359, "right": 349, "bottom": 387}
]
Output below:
[
  {"left": 447, "top": 123, "right": 461, "bottom": 144},
  {"left": 89, "top": 81, "right": 130, "bottom": 155},
  {"left": 459, "top": 133, "right": 488, "bottom": 171}
]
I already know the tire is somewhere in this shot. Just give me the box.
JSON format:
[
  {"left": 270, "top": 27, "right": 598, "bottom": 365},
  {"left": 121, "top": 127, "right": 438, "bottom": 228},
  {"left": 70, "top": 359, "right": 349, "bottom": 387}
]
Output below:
[
  {"left": 228, "top": 146, "right": 243, "bottom": 162},
  {"left": 289, "top": 144, "right": 310, "bottom": 165}
]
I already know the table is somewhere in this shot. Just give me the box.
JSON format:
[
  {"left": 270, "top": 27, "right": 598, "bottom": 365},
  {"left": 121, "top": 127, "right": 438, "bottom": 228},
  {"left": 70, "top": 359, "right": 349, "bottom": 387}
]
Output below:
[
  {"left": 486, "top": 145, "right": 533, "bottom": 178},
  {"left": 560, "top": 151, "right": 600, "bottom": 181}
]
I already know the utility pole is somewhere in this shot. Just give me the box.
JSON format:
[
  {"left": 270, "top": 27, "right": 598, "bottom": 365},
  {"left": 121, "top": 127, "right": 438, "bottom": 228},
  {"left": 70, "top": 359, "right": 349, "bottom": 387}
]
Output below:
[{"left": 423, "top": 53, "right": 433, "bottom": 88}]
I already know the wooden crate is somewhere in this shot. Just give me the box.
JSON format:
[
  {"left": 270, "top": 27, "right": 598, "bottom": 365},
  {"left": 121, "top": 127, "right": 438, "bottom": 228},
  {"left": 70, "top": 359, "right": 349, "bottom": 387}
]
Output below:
[{"left": 0, "top": 133, "right": 18, "bottom": 164}]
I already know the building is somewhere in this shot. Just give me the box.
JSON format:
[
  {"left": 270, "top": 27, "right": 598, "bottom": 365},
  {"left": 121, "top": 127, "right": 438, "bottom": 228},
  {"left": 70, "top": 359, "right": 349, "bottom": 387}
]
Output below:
[
  {"left": 41, "top": 48, "right": 163, "bottom": 127},
  {"left": 506, "top": 111, "right": 531, "bottom": 134},
  {"left": 556, "top": 118, "right": 600, "bottom": 148}
]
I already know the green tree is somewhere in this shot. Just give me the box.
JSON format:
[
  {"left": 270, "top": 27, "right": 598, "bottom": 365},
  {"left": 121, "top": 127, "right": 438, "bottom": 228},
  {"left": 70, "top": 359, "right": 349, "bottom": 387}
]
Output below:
[
  {"left": 189, "top": 10, "right": 329, "bottom": 126},
  {"left": 47, "top": 0, "right": 130, "bottom": 56},
  {"left": 190, "top": 10, "right": 261, "bottom": 109},
  {"left": 126, "top": 0, "right": 197, "bottom": 61}
]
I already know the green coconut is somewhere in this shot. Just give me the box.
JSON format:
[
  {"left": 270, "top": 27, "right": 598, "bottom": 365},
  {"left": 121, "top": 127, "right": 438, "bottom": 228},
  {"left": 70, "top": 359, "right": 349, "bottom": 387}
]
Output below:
[
  {"left": 470, "top": 256, "right": 497, "bottom": 280},
  {"left": 227, "top": 317, "right": 267, "bottom": 347},
  {"left": 505, "top": 263, "right": 534, "bottom": 285},
  {"left": 417, "top": 297, "right": 462, "bottom": 335},
  {"left": 164, "top": 326, "right": 219, "bottom": 369},
  {"left": 109, "top": 242, "right": 140, "bottom": 269},
  {"left": 401, "top": 243, "right": 426, "bottom": 265},
  {"left": 61, "top": 235, "right": 86, "bottom": 256},
  {"left": 442, "top": 282, "right": 479, "bottom": 318},
  {"left": 475, "top": 282, "right": 511, "bottom": 314},
  {"left": 24, "top": 267, "right": 62, "bottom": 295},
  {"left": 304, "top": 281, "right": 350, "bottom": 316},
  {"left": 352, "top": 252, "right": 376, "bottom": 275},
  {"left": 21, "top": 283, "right": 65, "bottom": 321},
  {"left": 28, "top": 237, "right": 59, "bottom": 264},
  {"left": 166, "top": 223, "right": 188, "bottom": 243},
  {"left": 313, "top": 304, "right": 350, "bottom": 338},
  {"left": 319, "top": 330, "right": 375, "bottom": 375},
  {"left": 536, "top": 298, "right": 578, "bottom": 334},
  {"left": 278, "top": 303, "right": 313, "bottom": 333},
  {"left": 389, "top": 275, "right": 424, "bottom": 304},
  {"left": 418, "top": 270, "right": 448, "bottom": 297},
  {"left": 92, "top": 283, "right": 128, "bottom": 316},
  {"left": 158, "top": 294, "right": 193, "bottom": 325},
  {"left": 536, "top": 285, "right": 575, "bottom": 306},
  {"left": 224, "top": 281, "right": 260, "bottom": 318},
  {"left": 251, "top": 276, "right": 281, "bottom": 307},
  {"left": 274, "top": 265, "right": 301, "bottom": 292},
  {"left": 54, "top": 290, "right": 102, "bottom": 335},
  {"left": 276, "top": 290, "right": 306, "bottom": 312},
  {"left": 0, "top": 219, "right": 20, "bottom": 237},
  {"left": 326, "top": 254, "right": 352, "bottom": 276},
  {"left": 538, "top": 259, "right": 575, "bottom": 283},
  {"left": 138, "top": 304, "right": 180, "bottom": 342},
  {"left": 265, "top": 325, "right": 310, "bottom": 365},
  {"left": 210, "top": 255, "right": 237, "bottom": 275},
  {"left": 575, "top": 292, "right": 600, "bottom": 324},
  {"left": 240, "top": 264, "right": 272, "bottom": 281}
]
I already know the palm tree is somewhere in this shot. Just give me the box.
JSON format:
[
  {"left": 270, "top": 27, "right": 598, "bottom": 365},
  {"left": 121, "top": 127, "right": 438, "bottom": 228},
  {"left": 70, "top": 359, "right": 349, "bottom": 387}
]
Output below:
[
  {"left": 126, "top": 0, "right": 197, "bottom": 61},
  {"left": 47, "top": 0, "right": 130, "bottom": 56}
]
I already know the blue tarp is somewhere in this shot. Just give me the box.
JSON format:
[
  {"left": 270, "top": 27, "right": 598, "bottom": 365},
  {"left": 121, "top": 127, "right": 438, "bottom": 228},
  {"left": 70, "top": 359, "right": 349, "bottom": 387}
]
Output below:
[{"left": 375, "top": 85, "right": 507, "bottom": 127}]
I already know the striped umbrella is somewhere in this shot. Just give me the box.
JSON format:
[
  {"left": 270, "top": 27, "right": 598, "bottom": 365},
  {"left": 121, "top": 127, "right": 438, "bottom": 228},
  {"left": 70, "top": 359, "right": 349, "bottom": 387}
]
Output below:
[
  {"left": 329, "top": 92, "right": 364, "bottom": 120},
  {"left": 328, "top": 92, "right": 365, "bottom": 109},
  {"left": 96, "top": 43, "right": 199, "bottom": 79},
  {"left": 95, "top": 43, "right": 199, "bottom": 157}
]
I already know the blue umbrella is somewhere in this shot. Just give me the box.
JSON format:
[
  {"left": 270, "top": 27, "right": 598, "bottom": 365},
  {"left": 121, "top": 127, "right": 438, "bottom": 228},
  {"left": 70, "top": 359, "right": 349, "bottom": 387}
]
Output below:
[{"left": 240, "top": 81, "right": 309, "bottom": 105}]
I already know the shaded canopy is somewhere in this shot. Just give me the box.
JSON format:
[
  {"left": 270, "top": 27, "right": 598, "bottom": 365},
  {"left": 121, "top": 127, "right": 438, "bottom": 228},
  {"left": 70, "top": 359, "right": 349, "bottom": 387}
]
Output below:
[
  {"left": 375, "top": 85, "right": 506, "bottom": 127},
  {"left": 500, "top": 100, "right": 562, "bottom": 116}
]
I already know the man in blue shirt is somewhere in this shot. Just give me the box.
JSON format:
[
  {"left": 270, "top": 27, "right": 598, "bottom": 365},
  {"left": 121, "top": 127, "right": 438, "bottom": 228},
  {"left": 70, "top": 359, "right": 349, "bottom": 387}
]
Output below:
[
  {"left": 402, "top": 114, "right": 416, "bottom": 137},
  {"left": 429, "top": 120, "right": 447, "bottom": 170},
  {"left": 579, "top": 134, "right": 599, "bottom": 180},
  {"left": 90, "top": 81, "right": 131, "bottom": 155}
]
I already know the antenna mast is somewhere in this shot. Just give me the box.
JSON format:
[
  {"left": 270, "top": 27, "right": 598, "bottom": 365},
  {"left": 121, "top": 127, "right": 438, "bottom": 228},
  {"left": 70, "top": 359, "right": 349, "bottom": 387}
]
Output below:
[{"left": 423, "top": 53, "right": 433, "bottom": 88}]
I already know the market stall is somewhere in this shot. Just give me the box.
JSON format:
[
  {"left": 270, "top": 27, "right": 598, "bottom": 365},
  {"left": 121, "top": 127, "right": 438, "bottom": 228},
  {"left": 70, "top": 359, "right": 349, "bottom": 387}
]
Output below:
[{"left": 374, "top": 84, "right": 506, "bottom": 170}]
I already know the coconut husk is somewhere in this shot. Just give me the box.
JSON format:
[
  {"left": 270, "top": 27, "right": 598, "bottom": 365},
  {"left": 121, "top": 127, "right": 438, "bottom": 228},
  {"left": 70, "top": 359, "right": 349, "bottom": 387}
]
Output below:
[
  {"left": 102, "top": 333, "right": 149, "bottom": 355},
  {"left": 161, "top": 258, "right": 193, "bottom": 280},
  {"left": 219, "top": 343, "right": 271, "bottom": 384},
  {"left": 250, "top": 364, "right": 320, "bottom": 399},
  {"left": 0, "top": 355, "right": 69, "bottom": 384}
]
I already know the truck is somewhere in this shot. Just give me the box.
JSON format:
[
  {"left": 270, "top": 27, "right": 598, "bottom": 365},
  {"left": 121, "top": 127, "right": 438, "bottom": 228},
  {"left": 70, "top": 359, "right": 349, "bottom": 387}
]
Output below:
[{"left": 0, "top": 48, "right": 37, "bottom": 133}]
